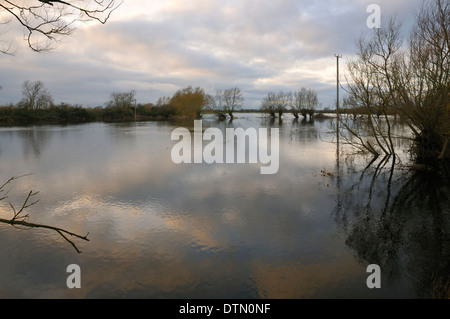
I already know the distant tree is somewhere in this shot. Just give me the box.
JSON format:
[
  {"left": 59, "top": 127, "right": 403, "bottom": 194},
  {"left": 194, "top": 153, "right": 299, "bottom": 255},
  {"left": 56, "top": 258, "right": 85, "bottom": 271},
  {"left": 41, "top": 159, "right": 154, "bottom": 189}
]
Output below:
[
  {"left": 261, "top": 92, "right": 278, "bottom": 118},
  {"left": 260, "top": 91, "right": 291, "bottom": 119},
  {"left": 19, "top": 80, "right": 53, "bottom": 110},
  {"left": 291, "top": 88, "right": 307, "bottom": 119},
  {"left": 274, "top": 91, "right": 291, "bottom": 118},
  {"left": 291, "top": 88, "right": 319, "bottom": 119},
  {"left": 156, "top": 96, "right": 171, "bottom": 107},
  {"left": 209, "top": 87, "right": 245, "bottom": 120},
  {"left": 223, "top": 87, "right": 245, "bottom": 119},
  {"left": 209, "top": 89, "right": 227, "bottom": 120},
  {"left": 170, "top": 86, "right": 207, "bottom": 118},
  {"left": 107, "top": 90, "right": 136, "bottom": 109},
  {"left": 342, "top": 95, "right": 360, "bottom": 120},
  {"left": 305, "top": 89, "right": 319, "bottom": 118},
  {"left": 0, "top": 0, "right": 121, "bottom": 53}
]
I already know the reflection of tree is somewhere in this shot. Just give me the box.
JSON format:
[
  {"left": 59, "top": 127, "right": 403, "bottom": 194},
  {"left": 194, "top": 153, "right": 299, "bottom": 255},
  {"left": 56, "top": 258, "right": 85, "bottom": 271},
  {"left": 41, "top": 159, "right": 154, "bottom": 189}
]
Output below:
[
  {"left": 289, "top": 118, "right": 319, "bottom": 142},
  {"left": 0, "top": 176, "right": 89, "bottom": 253},
  {"left": 17, "top": 127, "right": 52, "bottom": 158},
  {"left": 333, "top": 162, "right": 450, "bottom": 298}
]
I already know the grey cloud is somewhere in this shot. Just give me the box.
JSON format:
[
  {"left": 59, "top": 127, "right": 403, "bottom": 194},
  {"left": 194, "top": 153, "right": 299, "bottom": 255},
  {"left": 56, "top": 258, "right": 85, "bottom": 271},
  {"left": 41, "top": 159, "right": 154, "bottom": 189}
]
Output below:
[{"left": 0, "top": 0, "right": 422, "bottom": 108}]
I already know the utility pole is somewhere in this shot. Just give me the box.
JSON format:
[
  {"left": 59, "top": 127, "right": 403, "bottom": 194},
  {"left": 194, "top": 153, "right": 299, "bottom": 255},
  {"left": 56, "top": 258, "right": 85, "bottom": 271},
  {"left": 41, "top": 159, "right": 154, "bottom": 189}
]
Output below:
[
  {"left": 334, "top": 54, "right": 342, "bottom": 116},
  {"left": 334, "top": 54, "right": 342, "bottom": 138},
  {"left": 334, "top": 54, "right": 342, "bottom": 178}
]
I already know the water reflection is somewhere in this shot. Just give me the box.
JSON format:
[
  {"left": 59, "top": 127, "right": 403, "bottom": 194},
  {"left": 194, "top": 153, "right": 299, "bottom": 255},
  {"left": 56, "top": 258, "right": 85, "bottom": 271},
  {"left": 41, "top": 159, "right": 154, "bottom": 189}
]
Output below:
[
  {"left": 333, "top": 160, "right": 450, "bottom": 298},
  {"left": 0, "top": 114, "right": 447, "bottom": 298}
]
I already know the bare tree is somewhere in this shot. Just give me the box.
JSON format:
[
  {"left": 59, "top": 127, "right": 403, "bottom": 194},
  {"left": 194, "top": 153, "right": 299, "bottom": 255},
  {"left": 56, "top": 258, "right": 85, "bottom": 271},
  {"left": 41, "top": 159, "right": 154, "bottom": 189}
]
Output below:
[
  {"left": 341, "top": 0, "right": 449, "bottom": 162},
  {"left": 208, "top": 87, "right": 245, "bottom": 120},
  {"left": 261, "top": 91, "right": 291, "bottom": 119},
  {"left": 223, "top": 87, "right": 245, "bottom": 119},
  {"left": 19, "top": 80, "right": 54, "bottom": 109},
  {"left": 398, "top": 0, "right": 450, "bottom": 160},
  {"left": 0, "top": 0, "right": 122, "bottom": 53},
  {"left": 291, "top": 88, "right": 319, "bottom": 119},
  {"left": 305, "top": 89, "right": 319, "bottom": 118},
  {"left": 208, "top": 89, "right": 227, "bottom": 120},
  {"left": 261, "top": 91, "right": 278, "bottom": 118},
  {"left": 339, "top": 19, "right": 401, "bottom": 158},
  {"left": 291, "top": 88, "right": 306, "bottom": 119},
  {"left": 274, "top": 91, "right": 290, "bottom": 118},
  {"left": 107, "top": 90, "right": 136, "bottom": 109}
]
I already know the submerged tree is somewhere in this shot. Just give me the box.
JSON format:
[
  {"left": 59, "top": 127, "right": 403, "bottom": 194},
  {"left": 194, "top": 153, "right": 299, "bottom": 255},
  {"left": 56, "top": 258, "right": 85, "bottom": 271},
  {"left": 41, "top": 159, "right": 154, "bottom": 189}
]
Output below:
[
  {"left": 399, "top": 0, "right": 450, "bottom": 160},
  {"left": 341, "top": 0, "right": 450, "bottom": 162},
  {"left": 260, "top": 91, "right": 290, "bottom": 119},
  {"left": 0, "top": 0, "right": 121, "bottom": 53},
  {"left": 223, "top": 87, "right": 245, "bottom": 119},
  {"left": 208, "top": 89, "right": 227, "bottom": 120},
  {"left": 274, "top": 91, "right": 290, "bottom": 118},
  {"left": 261, "top": 91, "right": 278, "bottom": 118},
  {"left": 209, "top": 87, "right": 245, "bottom": 120},
  {"left": 291, "top": 88, "right": 319, "bottom": 119},
  {"left": 170, "top": 86, "right": 207, "bottom": 118}
]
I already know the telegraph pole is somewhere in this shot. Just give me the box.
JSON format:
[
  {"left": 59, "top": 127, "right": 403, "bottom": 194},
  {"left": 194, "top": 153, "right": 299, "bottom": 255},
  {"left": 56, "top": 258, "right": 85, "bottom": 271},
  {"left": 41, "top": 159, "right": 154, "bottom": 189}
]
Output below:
[
  {"left": 334, "top": 54, "right": 342, "bottom": 142},
  {"left": 334, "top": 54, "right": 342, "bottom": 182},
  {"left": 334, "top": 54, "right": 342, "bottom": 116}
]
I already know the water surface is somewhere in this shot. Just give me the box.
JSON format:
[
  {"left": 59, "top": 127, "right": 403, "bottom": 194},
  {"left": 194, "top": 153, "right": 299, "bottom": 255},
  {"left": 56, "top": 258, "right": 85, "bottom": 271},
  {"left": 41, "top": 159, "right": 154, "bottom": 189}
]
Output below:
[{"left": 0, "top": 114, "right": 448, "bottom": 298}]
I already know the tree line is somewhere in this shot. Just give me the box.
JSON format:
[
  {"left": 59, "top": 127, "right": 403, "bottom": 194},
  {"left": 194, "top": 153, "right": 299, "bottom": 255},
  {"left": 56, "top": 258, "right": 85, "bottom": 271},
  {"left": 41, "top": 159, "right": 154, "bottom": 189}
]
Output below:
[
  {"left": 260, "top": 88, "right": 319, "bottom": 119},
  {"left": 0, "top": 81, "right": 323, "bottom": 124}
]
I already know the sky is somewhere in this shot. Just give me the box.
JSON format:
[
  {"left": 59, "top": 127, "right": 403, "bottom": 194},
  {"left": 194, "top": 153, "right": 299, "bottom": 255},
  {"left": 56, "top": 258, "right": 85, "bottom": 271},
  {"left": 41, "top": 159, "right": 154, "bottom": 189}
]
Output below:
[{"left": 0, "top": 0, "right": 424, "bottom": 109}]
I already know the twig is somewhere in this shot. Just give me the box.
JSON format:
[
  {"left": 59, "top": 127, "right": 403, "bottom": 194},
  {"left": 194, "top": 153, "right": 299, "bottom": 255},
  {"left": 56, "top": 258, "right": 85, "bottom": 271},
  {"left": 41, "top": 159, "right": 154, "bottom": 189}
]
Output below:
[
  {"left": 0, "top": 175, "right": 89, "bottom": 253},
  {"left": 0, "top": 216, "right": 90, "bottom": 253}
]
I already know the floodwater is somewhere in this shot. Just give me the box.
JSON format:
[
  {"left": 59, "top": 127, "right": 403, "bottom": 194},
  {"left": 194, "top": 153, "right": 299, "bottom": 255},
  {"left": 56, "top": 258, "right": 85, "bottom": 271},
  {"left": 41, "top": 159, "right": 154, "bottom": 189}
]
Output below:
[{"left": 0, "top": 113, "right": 448, "bottom": 298}]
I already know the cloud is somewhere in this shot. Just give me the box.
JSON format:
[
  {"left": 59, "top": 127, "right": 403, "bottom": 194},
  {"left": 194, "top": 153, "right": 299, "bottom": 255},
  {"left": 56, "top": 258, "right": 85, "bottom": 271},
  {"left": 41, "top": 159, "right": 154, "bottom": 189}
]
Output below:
[{"left": 0, "top": 0, "right": 423, "bottom": 108}]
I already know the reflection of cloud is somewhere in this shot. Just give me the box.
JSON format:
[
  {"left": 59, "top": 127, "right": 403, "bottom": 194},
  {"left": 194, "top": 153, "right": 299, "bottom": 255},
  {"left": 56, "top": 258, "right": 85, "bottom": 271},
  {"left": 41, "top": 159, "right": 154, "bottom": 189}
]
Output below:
[
  {"left": 252, "top": 256, "right": 361, "bottom": 299},
  {"left": 166, "top": 216, "right": 223, "bottom": 251},
  {"left": 0, "top": 204, "right": 12, "bottom": 219},
  {"left": 0, "top": 119, "right": 393, "bottom": 297}
]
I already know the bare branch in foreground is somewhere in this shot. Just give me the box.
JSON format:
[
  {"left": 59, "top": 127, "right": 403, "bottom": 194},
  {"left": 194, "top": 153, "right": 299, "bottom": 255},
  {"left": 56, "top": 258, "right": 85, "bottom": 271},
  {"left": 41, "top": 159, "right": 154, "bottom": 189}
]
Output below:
[
  {"left": 0, "top": 176, "right": 90, "bottom": 253},
  {"left": 0, "top": 0, "right": 123, "bottom": 53}
]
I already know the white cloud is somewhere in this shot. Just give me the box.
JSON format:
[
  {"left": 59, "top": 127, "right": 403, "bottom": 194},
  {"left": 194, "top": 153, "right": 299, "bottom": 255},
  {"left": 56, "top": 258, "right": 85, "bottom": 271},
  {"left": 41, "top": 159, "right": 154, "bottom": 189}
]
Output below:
[{"left": 0, "top": 0, "right": 423, "bottom": 108}]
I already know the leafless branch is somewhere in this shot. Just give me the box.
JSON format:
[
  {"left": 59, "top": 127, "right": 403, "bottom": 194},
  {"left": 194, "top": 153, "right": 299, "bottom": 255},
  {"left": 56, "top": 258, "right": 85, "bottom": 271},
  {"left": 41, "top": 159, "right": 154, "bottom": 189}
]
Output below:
[
  {"left": 0, "top": 215, "right": 90, "bottom": 254},
  {"left": 341, "top": 0, "right": 450, "bottom": 162},
  {"left": 0, "top": 0, "right": 122, "bottom": 53},
  {"left": 0, "top": 175, "right": 90, "bottom": 253}
]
